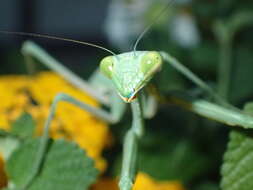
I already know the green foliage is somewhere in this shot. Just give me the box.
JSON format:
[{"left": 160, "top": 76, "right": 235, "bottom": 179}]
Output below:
[
  {"left": 0, "top": 113, "right": 98, "bottom": 190},
  {"left": 0, "top": 113, "right": 35, "bottom": 160},
  {"left": 10, "top": 113, "right": 35, "bottom": 139},
  {"left": 231, "top": 47, "right": 253, "bottom": 102},
  {"left": 195, "top": 182, "right": 220, "bottom": 190},
  {"left": 138, "top": 140, "right": 210, "bottom": 183},
  {"left": 220, "top": 129, "right": 253, "bottom": 190},
  {"left": 221, "top": 103, "right": 253, "bottom": 190},
  {"left": 6, "top": 138, "right": 98, "bottom": 190},
  {"left": 0, "top": 136, "right": 20, "bottom": 160}
]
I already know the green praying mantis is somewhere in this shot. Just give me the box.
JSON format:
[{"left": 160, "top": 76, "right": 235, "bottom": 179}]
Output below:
[{"left": 2, "top": 2, "right": 253, "bottom": 190}]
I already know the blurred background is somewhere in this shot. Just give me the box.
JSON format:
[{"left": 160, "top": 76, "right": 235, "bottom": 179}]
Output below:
[
  {"left": 1, "top": 0, "right": 253, "bottom": 190},
  {"left": 0, "top": 0, "right": 112, "bottom": 76}
]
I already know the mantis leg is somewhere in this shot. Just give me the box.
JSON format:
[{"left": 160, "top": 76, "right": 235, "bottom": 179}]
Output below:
[
  {"left": 21, "top": 40, "right": 127, "bottom": 118},
  {"left": 23, "top": 92, "right": 123, "bottom": 189},
  {"left": 21, "top": 40, "right": 108, "bottom": 104},
  {"left": 159, "top": 52, "right": 253, "bottom": 128},
  {"left": 141, "top": 91, "right": 158, "bottom": 119},
  {"left": 160, "top": 51, "right": 232, "bottom": 109},
  {"left": 119, "top": 98, "right": 143, "bottom": 190},
  {"left": 167, "top": 94, "right": 253, "bottom": 129}
]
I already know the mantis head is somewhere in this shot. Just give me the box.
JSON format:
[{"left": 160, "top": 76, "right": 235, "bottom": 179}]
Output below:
[{"left": 100, "top": 51, "right": 163, "bottom": 103}]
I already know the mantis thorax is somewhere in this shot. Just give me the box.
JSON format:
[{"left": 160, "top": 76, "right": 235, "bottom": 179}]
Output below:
[{"left": 100, "top": 51, "right": 163, "bottom": 103}]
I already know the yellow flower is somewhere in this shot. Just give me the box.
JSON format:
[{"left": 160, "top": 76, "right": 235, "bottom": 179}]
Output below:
[
  {"left": 0, "top": 113, "right": 8, "bottom": 130},
  {"left": 92, "top": 172, "right": 186, "bottom": 190},
  {"left": 0, "top": 72, "right": 186, "bottom": 190},
  {"left": 133, "top": 173, "right": 185, "bottom": 190},
  {"left": 29, "top": 72, "right": 98, "bottom": 106},
  {"left": 92, "top": 178, "right": 118, "bottom": 190},
  {"left": 0, "top": 72, "right": 111, "bottom": 171},
  {"left": 0, "top": 75, "right": 30, "bottom": 109}
]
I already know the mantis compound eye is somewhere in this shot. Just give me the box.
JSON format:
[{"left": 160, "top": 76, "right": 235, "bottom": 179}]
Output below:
[
  {"left": 100, "top": 56, "right": 114, "bottom": 78},
  {"left": 140, "top": 51, "right": 163, "bottom": 75}
]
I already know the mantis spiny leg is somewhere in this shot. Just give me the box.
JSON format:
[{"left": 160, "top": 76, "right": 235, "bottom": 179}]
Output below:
[
  {"left": 119, "top": 97, "right": 144, "bottom": 190},
  {"left": 21, "top": 41, "right": 109, "bottom": 105},
  {"left": 167, "top": 95, "right": 253, "bottom": 129},
  {"left": 160, "top": 51, "right": 235, "bottom": 110}
]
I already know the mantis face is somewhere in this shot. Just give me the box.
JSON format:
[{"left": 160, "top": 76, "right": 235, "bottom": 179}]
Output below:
[{"left": 100, "top": 51, "right": 163, "bottom": 103}]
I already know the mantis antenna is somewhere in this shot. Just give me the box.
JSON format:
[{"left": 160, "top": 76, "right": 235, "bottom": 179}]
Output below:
[
  {"left": 133, "top": 0, "right": 176, "bottom": 54},
  {"left": 0, "top": 30, "right": 117, "bottom": 56}
]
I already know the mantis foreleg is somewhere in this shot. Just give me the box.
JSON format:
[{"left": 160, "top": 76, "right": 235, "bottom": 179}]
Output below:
[
  {"left": 119, "top": 98, "right": 144, "bottom": 190},
  {"left": 21, "top": 41, "right": 108, "bottom": 104},
  {"left": 160, "top": 51, "right": 233, "bottom": 109},
  {"left": 158, "top": 52, "right": 253, "bottom": 128},
  {"left": 22, "top": 92, "right": 123, "bottom": 189},
  {"left": 167, "top": 94, "right": 253, "bottom": 129},
  {"left": 20, "top": 40, "right": 131, "bottom": 189},
  {"left": 141, "top": 92, "right": 157, "bottom": 119}
]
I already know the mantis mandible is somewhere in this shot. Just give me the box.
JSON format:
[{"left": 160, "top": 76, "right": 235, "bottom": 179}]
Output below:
[{"left": 2, "top": 2, "right": 253, "bottom": 190}]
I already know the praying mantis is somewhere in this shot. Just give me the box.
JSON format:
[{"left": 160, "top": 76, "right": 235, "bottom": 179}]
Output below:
[{"left": 2, "top": 2, "right": 253, "bottom": 190}]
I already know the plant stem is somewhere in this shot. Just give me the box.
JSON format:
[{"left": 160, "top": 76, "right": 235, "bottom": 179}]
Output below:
[{"left": 217, "top": 37, "right": 232, "bottom": 101}]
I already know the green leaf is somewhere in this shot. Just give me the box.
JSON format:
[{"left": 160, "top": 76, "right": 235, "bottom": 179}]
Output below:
[
  {"left": 10, "top": 113, "right": 35, "bottom": 138},
  {"left": 6, "top": 138, "right": 98, "bottom": 190},
  {"left": 221, "top": 102, "right": 253, "bottom": 190},
  {"left": 0, "top": 136, "right": 20, "bottom": 160},
  {"left": 221, "top": 129, "right": 253, "bottom": 190}
]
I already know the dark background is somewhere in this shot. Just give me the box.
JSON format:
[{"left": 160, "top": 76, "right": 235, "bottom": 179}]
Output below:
[{"left": 0, "top": 0, "right": 111, "bottom": 76}]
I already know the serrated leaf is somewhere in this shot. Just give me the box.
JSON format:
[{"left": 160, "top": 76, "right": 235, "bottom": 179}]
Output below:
[
  {"left": 221, "top": 129, "right": 253, "bottom": 190},
  {"left": 10, "top": 113, "right": 35, "bottom": 138},
  {"left": 6, "top": 138, "right": 98, "bottom": 190}
]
